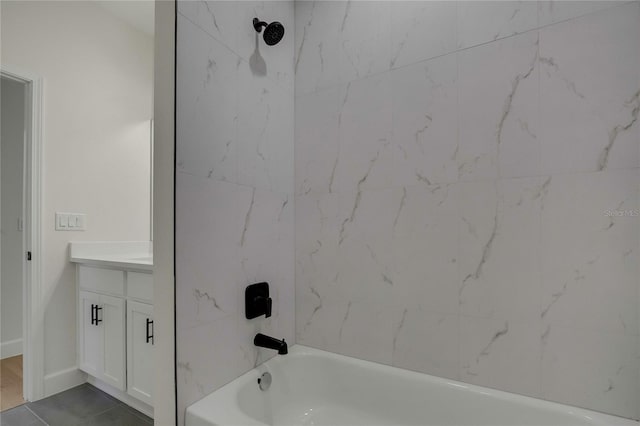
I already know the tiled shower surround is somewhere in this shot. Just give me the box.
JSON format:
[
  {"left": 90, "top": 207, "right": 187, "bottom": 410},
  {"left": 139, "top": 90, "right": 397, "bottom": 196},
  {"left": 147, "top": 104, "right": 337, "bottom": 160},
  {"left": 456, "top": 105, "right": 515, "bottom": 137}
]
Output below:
[
  {"left": 177, "top": 0, "right": 640, "bottom": 423},
  {"left": 176, "top": 0, "right": 294, "bottom": 422}
]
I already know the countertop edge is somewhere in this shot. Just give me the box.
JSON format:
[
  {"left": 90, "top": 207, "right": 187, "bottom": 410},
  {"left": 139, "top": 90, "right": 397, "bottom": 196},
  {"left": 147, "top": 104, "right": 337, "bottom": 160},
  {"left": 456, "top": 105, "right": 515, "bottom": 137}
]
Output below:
[{"left": 70, "top": 257, "right": 154, "bottom": 272}]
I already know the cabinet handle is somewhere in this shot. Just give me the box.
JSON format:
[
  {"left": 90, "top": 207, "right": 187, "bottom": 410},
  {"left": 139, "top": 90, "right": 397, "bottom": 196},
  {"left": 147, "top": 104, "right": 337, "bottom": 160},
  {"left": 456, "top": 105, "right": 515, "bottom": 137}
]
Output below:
[
  {"left": 146, "top": 318, "right": 154, "bottom": 345},
  {"left": 91, "top": 304, "right": 96, "bottom": 325},
  {"left": 95, "top": 306, "right": 103, "bottom": 325}
]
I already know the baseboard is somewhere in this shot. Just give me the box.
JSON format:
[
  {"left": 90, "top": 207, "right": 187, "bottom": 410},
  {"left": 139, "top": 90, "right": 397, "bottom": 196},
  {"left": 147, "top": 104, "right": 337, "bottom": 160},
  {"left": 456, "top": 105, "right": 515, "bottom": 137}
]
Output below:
[
  {"left": 43, "top": 367, "right": 87, "bottom": 398},
  {"left": 87, "top": 376, "right": 154, "bottom": 419},
  {"left": 1, "top": 338, "right": 23, "bottom": 359}
]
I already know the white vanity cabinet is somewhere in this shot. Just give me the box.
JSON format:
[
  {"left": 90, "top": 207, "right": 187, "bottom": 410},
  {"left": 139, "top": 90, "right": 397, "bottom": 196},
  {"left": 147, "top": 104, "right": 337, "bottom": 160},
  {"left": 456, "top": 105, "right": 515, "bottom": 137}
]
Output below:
[
  {"left": 76, "top": 264, "right": 153, "bottom": 407},
  {"left": 78, "top": 290, "right": 126, "bottom": 390},
  {"left": 127, "top": 300, "right": 154, "bottom": 405}
]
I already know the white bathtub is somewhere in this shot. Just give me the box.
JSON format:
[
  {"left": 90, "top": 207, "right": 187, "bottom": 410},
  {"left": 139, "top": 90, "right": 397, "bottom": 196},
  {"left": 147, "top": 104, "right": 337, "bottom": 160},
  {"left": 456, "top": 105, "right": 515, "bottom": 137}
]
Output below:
[{"left": 186, "top": 345, "right": 637, "bottom": 426}]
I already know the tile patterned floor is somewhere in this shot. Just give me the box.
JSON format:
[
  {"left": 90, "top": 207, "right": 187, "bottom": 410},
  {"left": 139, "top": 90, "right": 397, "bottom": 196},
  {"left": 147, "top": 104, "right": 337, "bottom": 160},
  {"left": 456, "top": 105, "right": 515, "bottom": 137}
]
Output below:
[{"left": 0, "top": 384, "right": 152, "bottom": 426}]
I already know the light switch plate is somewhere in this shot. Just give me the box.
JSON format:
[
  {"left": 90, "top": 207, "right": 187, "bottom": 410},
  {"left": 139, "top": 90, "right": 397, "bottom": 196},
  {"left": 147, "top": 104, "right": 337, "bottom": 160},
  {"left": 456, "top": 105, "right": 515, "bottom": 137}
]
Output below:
[{"left": 55, "top": 212, "right": 87, "bottom": 231}]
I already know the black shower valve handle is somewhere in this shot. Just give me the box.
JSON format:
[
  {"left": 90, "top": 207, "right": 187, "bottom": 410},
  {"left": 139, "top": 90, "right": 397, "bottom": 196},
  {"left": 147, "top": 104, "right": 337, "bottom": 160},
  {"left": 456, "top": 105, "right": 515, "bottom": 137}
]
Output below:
[
  {"left": 264, "top": 296, "right": 272, "bottom": 318},
  {"left": 246, "top": 282, "right": 273, "bottom": 319},
  {"left": 253, "top": 295, "right": 272, "bottom": 318}
]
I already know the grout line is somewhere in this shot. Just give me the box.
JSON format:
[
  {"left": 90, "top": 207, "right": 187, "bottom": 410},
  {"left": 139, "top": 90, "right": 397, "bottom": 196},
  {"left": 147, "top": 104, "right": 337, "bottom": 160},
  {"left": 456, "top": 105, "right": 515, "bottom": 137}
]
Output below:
[
  {"left": 24, "top": 405, "right": 49, "bottom": 426},
  {"left": 296, "top": 1, "right": 634, "bottom": 98},
  {"left": 293, "top": 167, "right": 640, "bottom": 199},
  {"left": 79, "top": 386, "right": 151, "bottom": 425},
  {"left": 175, "top": 169, "right": 294, "bottom": 197},
  {"left": 121, "top": 404, "right": 154, "bottom": 424},
  {"left": 177, "top": 11, "right": 294, "bottom": 96},
  {"left": 83, "top": 383, "right": 120, "bottom": 404},
  {"left": 81, "top": 404, "right": 123, "bottom": 424}
]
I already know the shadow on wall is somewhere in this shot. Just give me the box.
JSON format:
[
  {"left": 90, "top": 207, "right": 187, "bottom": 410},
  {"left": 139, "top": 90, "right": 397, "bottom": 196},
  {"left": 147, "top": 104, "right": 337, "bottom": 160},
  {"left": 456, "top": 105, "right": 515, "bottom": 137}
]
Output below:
[{"left": 250, "top": 33, "right": 266, "bottom": 76}]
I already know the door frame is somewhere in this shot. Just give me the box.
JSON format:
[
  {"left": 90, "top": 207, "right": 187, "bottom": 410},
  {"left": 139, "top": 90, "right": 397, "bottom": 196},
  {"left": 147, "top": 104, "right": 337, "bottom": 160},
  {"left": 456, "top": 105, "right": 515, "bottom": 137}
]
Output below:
[{"left": 1, "top": 65, "right": 45, "bottom": 402}]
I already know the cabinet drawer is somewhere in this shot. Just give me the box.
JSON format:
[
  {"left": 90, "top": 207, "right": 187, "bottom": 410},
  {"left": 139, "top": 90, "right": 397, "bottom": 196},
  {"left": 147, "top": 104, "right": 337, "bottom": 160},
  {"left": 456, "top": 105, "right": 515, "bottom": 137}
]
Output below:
[
  {"left": 127, "top": 272, "right": 153, "bottom": 302},
  {"left": 79, "top": 266, "right": 124, "bottom": 296}
]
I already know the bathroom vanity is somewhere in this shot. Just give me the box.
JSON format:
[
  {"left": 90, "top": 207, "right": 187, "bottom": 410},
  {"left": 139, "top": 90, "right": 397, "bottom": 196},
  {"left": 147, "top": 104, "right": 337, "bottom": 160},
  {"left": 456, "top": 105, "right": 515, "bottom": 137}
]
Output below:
[{"left": 70, "top": 242, "right": 154, "bottom": 416}]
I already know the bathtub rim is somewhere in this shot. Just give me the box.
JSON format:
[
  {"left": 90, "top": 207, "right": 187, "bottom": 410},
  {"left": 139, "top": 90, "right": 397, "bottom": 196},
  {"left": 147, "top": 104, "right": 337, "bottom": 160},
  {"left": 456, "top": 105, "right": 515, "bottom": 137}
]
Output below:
[{"left": 185, "top": 344, "right": 638, "bottom": 426}]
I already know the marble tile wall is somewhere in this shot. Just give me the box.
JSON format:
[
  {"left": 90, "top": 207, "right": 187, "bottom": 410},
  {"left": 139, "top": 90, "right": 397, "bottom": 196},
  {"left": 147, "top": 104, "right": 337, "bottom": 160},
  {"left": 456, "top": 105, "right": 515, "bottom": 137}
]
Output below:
[
  {"left": 175, "top": 1, "right": 294, "bottom": 424},
  {"left": 294, "top": 1, "right": 640, "bottom": 420}
]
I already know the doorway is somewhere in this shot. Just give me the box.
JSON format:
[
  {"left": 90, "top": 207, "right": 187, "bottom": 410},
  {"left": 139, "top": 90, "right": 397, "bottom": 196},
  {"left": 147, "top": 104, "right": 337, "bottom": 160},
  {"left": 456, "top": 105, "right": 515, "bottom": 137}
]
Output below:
[
  {"left": 0, "top": 67, "right": 44, "bottom": 410},
  {"left": 0, "top": 76, "right": 27, "bottom": 411}
]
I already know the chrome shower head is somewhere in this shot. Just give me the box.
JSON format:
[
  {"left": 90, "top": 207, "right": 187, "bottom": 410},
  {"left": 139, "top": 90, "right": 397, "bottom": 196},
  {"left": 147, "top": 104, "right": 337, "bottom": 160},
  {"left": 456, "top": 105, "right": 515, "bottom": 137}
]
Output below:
[{"left": 253, "top": 18, "right": 285, "bottom": 46}]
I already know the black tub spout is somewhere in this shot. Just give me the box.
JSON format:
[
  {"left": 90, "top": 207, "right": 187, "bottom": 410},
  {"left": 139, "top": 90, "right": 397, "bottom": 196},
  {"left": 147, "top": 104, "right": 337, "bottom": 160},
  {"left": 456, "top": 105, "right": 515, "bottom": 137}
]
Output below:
[{"left": 254, "top": 333, "right": 288, "bottom": 355}]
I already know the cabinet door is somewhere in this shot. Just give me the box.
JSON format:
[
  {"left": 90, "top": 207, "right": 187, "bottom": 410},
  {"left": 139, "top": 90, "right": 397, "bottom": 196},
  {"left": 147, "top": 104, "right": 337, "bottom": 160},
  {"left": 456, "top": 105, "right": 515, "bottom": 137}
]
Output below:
[
  {"left": 79, "top": 291, "right": 103, "bottom": 377},
  {"left": 127, "top": 301, "right": 154, "bottom": 405},
  {"left": 100, "top": 294, "right": 126, "bottom": 391}
]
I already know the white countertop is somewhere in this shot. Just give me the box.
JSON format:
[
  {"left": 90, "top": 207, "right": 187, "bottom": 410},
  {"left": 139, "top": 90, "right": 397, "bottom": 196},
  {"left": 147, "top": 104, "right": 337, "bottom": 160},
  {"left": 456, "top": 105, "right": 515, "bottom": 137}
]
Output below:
[{"left": 69, "top": 241, "right": 153, "bottom": 271}]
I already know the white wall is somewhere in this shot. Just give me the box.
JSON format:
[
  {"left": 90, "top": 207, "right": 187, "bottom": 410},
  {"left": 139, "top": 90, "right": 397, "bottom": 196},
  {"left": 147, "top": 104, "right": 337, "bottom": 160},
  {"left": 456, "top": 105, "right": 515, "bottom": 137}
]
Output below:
[
  {"left": 1, "top": 1, "right": 153, "bottom": 394},
  {"left": 175, "top": 1, "right": 294, "bottom": 424},
  {"left": 295, "top": 0, "right": 639, "bottom": 420},
  {"left": 1, "top": 77, "right": 25, "bottom": 359}
]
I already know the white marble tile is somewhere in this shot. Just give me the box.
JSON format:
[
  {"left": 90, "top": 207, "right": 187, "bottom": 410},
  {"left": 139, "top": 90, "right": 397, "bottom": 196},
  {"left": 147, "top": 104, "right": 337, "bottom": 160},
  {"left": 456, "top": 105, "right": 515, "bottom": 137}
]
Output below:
[
  {"left": 391, "top": 53, "right": 458, "bottom": 187},
  {"left": 296, "top": 283, "right": 357, "bottom": 356},
  {"left": 294, "top": 87, "right": 341, "bottom": 195},
  {"left": 237, "top": 188, "right": 294, "bottom": 309},
  {"left": 294, "top": 0, "right": 343, "bottom": 95},
  {"left": 295, "top": 247, "right": 341, "bottom": 350},
  {"left": 459, "top": 316, "right": 541, "bottom": 398},
  {"left": 458, "top": 31, "right": 540, "bottom": 181},
  {"left": 389, "top": 1, "right": 457, "bottom": 69},
  {"left": 176, "top": 173, "right": 251, "bottom": 331},
  {"left": 392, "top": 307, "right": 458, "bottom": 380},
  {"left": 177, "top": 6, "right": 295, "bottom": 422},
  {"left": 295, "top": 192, "right": 343, "bottom": 346},
  {"left": 538, "top": 0, "right": 624, "bottom": 27},
  {"left": 176, "top": 0, "right": 640, "bottom": 421},
  {"left": 541, "top": 325, "right": 638, "bottom": 419},
  {"left": 294, "top": 192, "right": 342, "bottom": 291},
  {"left": 296, "top": 189, "right": 400, "bottom": 359},
  {"left": 539, "top": 3, "right": 640, "bottom": 174},
  {"left": 177, "top": 315, "right": 241, "bottom": 418},
  {"left": 176, "top": 178, "right": 294, "bottom": 416},
  {"left": 458, "top": 177, "right": 544, "bottom": 323},
  {"left": 234, "top": 187, "right": 295, "bottom": 369},
  {"left": 333, "top": 73, "right": 394, "bottom": 193},
  {"left": 391, "top": 184, "right": 459, "bottom": 316},
  {"left": 540, "top": 170, "right": 639, "bottom": 336},
  {"left": 336, "top": 1, "right": 392, "bottom": 85},
  {"left": 237, "top": 61, "right": 294, "bottom": 194},
  {"left": 178, "top": 1, "right": 239, "bottom": 54},
  {"left": 335, "top": 298, "right": 394, "bottom": 365},
  {"left": 457, "top": 1, "right": 538, "bottom": 49},
  {"left": 176, "top": 16, "right": 239, "bottom": 182},
  {"left": 335, "top": 189, "right": 400, "bottom": 305}
]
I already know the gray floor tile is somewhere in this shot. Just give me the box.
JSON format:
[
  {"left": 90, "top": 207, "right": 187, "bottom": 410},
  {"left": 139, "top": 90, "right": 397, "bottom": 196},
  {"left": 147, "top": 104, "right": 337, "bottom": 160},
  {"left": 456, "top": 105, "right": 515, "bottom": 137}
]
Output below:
[
  {"left": 84, "top": 404, "right": 153, "bottom": 426},
  {"left": 0, "top": 405, "right": 46, "bottom": 426},
  {"left": 26, "top": 384, "right": 119, "bottom": 426},
  {"left": 121, "top": 405, "right": 153, "bottom": 424}
]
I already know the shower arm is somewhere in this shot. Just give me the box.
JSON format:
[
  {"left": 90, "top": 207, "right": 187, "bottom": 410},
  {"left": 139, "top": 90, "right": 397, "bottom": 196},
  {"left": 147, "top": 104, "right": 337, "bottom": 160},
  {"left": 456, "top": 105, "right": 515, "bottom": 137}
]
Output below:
[{"left": 253, "top": 18, "right": 268, "bottom": 33}]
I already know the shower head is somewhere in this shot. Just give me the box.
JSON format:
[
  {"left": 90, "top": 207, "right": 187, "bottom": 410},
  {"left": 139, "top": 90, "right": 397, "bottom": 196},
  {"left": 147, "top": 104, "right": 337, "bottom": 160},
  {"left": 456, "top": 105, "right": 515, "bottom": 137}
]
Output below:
[{"left": 253, "top": 18, "right": 285, "bottom": 46}]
